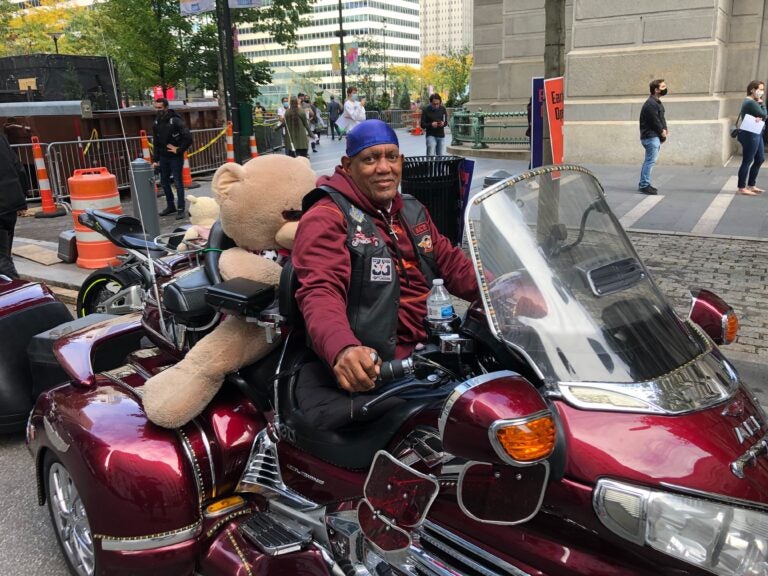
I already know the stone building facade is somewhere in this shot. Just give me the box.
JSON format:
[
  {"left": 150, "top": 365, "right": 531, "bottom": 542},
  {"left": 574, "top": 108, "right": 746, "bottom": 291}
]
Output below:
[{"left": 470, "top": 0, "right": 768, "bottom": 166}]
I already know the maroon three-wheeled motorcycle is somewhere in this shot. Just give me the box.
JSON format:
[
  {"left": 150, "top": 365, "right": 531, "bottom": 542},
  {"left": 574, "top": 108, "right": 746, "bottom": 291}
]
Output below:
[{"left": 13, "top": 165, "right": 768, "bottom": 576}]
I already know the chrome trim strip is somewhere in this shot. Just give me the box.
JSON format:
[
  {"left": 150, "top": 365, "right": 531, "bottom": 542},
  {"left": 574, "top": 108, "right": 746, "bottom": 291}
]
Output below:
[
  {"left": 191, "top": 419, "right": 217, "bottom": 498},
  {"left": 177, "top": 428, "right": 205, "bottom": 507},
  {"left": 438, "top": 371, "right": 518, "bottom": 438},
  {"left": 487, "top": 410, "right": 553, "bottom": 466},
  {"left": 456, "top": 461, "right": 549, "bottom": 526},
  {"left": 413, "top": 520, "right": 532, "bottom": 575},
  {"left": 43, "top": 417, "right": 70, "bottom": 453},
  {"left": 557, "top": 344, "right": 737, "bottom": 416},
  {"left": 97, "top": 521, "right": 201, "bottom": 551}
]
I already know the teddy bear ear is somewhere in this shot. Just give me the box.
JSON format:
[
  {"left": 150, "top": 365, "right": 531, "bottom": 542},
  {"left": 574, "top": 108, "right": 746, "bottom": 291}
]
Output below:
[
  {"left": 212, "top": 163, "right": 247, "bottom": 204},
  {"left": 187, "top": 194, "right": 198, "bottom": 204},
  {"left": 295, "top": 156, "right": 312, "bottom": 169}
]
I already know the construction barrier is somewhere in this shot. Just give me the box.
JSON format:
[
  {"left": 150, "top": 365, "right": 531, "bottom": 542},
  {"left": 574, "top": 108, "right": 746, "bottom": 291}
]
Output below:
[
  {"left": 69, "top": 167, "right": 124, "bottom": 269},
  {"left": 182, "top": 152, "right": 199, "bottom": 189},
  {"left": 226, "top": 121, "right": 235, "bottom": 163},
  {"left": 411, "top": 109, "right": 423, "bottom": 136},
  {"left": 139, "top": 130, "right": 152, "bottom": 162},
  {"left": 31, "top": 136, "right": 66, "bottom": 218},
  {"left": 249, "top": 135, "right": 259, "bottom": 158}
]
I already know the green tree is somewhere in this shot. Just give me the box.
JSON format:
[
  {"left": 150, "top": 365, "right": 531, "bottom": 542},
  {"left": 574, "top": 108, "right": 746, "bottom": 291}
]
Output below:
[
  {"left": 436, "top": 46, "right": 473, "bottom": 107},
  {"left": 398, "top": 83, "right": 411, "bottom": 109}
]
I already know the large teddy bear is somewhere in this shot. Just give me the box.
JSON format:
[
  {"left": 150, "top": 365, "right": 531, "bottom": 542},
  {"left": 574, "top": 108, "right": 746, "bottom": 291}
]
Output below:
[{"left": 142, "top": 154, "right": 317, "bottom": 429}]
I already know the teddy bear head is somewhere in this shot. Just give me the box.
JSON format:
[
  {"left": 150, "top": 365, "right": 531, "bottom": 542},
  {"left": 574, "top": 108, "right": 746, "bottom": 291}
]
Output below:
[
  {"left": 186, "top": 194, "right": 220, "bottom": 228},
  {"left": 211, "top": 155, "right": 316, "bottom": 252}
]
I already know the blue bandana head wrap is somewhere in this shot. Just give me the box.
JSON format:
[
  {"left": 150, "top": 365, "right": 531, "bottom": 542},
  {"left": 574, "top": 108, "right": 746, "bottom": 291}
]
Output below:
[{"left": 345, "top": 119, "right": 399, "bottom": 157}]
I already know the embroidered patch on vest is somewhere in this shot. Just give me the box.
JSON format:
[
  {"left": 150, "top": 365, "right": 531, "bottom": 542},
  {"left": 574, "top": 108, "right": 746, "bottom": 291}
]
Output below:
[
  {"left": 351, "top": 226, "right": 380, "bottom": 247},
  {"left": 412, "top": 221, "right": 429, "bottom": 236},
  {"left": 371, "top": 257, "right": 393, "bottom": 282},
  {"left": 349, "top": 205, "right": 366, "bottom": 224},
  {"left": 417, "top": 234, "right": 433, "bottom": 253}
]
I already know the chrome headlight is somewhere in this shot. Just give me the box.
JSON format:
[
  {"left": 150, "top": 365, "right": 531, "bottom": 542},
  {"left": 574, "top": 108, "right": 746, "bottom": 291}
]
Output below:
[{"left": 594, "top": 479, "right": 768, "bottom": 575}]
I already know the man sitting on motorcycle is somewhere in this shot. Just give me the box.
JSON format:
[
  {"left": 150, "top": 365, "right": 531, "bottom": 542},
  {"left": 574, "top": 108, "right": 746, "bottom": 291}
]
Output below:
[{"left": 292, "top": 119, "right": 479, "bottom": 429}]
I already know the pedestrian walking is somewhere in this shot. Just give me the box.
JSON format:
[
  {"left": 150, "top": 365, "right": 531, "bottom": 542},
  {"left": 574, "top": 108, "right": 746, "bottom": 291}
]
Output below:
[
  {"left": 281, "top": 96, "right": 314, "bottom": 158},
  {"left": 420, "top": 93, "right": 448, "bottom": 156},
  {"left": 0, "top": 133, "right": 28, "bottom": 278},
  {"left": 328, "top": 95, "right": 342, "bottom": 140},
  {"left": 277, "top": 96, "right": 292, "bottom": 156},
  {"left": 638, "top": 79, "right": 668, "bottom": 195},
  {"left": 736, "top": 80, "right": 767, "bottom": 196},
  {"left": 337, "top": 86, "right": 366, "bottom": 135},
  {"left": 152, "top": 97, "right": 193, "bottom": 219}
]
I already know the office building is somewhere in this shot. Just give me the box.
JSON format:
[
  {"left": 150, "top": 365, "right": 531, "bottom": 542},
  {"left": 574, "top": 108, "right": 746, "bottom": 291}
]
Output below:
[{"left": 420, "top": 0, "right": 472, "bottom": 58}]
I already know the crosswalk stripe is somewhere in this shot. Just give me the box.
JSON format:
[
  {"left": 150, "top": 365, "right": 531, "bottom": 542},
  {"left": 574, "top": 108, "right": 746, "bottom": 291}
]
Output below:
[
  {"left": 691, "top": 175, "right": 738, "bottom": 235},
  {"left": 620, "top": 195, "right": 664, "bottom": 229}
]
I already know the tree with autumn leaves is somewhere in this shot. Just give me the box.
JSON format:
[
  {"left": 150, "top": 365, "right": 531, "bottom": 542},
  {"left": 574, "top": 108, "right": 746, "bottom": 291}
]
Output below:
[
  {"left": 387, "top": 47, "right": 472, "bottom": 109},
  {"left": 0, "top": 0, "right": 310, "bottom": 103}
]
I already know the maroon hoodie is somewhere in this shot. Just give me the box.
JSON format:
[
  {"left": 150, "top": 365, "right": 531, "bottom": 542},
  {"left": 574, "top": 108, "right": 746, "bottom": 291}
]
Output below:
[{"left": 293, "top": 167, "right": 479, "bottom": 368}]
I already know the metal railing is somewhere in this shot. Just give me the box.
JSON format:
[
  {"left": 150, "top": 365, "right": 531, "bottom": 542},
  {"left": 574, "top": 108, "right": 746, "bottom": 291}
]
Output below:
[
  {"left": 11, "top": 143, "right": 44, "bottom": 201},
  {"left": 449, "top": 109, "right": 529, "bottom": 149}
]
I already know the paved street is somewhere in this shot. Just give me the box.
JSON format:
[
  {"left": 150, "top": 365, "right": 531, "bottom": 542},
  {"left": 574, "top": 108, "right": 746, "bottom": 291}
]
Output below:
[{"left": 2, "top": 129, "right": 767, "bottom": 574}]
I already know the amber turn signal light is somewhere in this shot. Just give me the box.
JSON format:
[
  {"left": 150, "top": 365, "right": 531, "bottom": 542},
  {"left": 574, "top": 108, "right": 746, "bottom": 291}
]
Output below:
[
  {"left": 724, "top": 310, "right": 739, "bottom": 345},
  {"left": 495, "top": 415, "right": 556, "bottom": 463},
  {"left": 205, "top": 496, "right": 245, "bottom": 517}
]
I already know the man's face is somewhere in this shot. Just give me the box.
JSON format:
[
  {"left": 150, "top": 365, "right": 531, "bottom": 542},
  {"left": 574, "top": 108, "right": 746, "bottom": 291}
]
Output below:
[
  {"left": 431, "top": 98, "right": 441, "bottom": 108},
  {"left": 342, "top": 144, "right": 403, "bottom": 208},
  {"left": 656, "top": 82, "right": 667, "bottom": 95},
  {"left": 154, "top": 102, "right": 165, "bottom": 115}
]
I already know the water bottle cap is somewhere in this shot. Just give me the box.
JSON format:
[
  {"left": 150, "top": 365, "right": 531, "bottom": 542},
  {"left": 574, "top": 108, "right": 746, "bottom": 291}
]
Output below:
[{"left": 433, "top": 279, "right": 444, "bottom": 286}]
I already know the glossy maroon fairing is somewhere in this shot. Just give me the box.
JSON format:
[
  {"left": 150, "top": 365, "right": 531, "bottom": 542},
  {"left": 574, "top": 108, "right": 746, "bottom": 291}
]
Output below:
[
  {"left": 555, "top": 383, "right": 768, "bottom": 502},
  {"left": 0, "top": 277, "right": 60, "bottom": 314},
  {"left": 689, "top": 288, "right": 732, "bottom": 344},
  {"left": 53, "top": 313, "right": 143, "bottom": 387},
  {"left": 441, "top": 373, "right": 549, "bottom": 465}
]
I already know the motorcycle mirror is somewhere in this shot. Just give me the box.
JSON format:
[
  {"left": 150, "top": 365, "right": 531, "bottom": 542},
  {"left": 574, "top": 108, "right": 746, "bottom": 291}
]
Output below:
[{"left": 357, "top": 500, "right": 411, "bottom": 553}]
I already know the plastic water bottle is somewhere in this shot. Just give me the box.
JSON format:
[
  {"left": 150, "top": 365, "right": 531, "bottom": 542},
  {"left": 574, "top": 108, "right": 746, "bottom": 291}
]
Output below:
[{"left": 426, "top": 279, "right": 454, "bottom": 324}]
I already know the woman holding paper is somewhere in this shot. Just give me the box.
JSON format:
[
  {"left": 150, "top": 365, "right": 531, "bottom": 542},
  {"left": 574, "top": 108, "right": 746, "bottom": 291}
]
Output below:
[{"left": 736, "top": 80, "right": 767, "bottom": 195}]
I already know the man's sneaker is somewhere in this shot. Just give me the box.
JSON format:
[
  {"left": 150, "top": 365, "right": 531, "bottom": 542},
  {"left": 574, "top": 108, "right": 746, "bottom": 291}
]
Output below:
[
  {"left": 638, "top": 186, "right": 657, "bottom": 195},
  {"left": 159, "top": 205, "right": 176, "bottom": 216},
  {"left": 175, "top": 209, "right": 185, "bottom": 220}
]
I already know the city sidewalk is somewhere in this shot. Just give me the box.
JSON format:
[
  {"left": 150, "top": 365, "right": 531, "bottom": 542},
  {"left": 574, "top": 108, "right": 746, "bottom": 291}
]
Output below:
[{"left": 10, "top": 138, "right": 768, "bottom": 369}]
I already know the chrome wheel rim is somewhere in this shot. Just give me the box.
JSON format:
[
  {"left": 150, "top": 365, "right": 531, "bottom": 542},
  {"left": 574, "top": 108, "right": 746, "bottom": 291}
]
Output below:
[{"left": 48, "top": 462, "right": 95, "bottom": 576}]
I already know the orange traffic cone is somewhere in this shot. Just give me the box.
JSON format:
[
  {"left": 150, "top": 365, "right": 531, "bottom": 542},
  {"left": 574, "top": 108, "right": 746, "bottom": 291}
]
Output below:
[
  {"left": 182, "top": 152, "right": 199, "bottom": 189},
  {"left": 32, "top": 136, "right": 66, "bottom": 218},
  {"left": 249, "top": 134, "right": 259, "bottom": 159},
  {"left": 226, "top": 121, "right": 235, "bottom": 163},
  {"left": 140, "top": 129, "right": 162, "bottom": 197}
]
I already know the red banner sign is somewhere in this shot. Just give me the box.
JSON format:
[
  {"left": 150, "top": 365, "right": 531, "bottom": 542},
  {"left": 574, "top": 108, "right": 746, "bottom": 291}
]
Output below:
[{"left": 544, "top": 77, "right": 564, "bottom": 164}]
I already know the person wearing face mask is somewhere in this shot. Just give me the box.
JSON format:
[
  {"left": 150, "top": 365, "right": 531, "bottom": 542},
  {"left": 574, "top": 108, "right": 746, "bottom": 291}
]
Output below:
[
  {"left": 420, "top": 93, "right": 448, "bottom": 156},
  {"left": 152, "top": 97, "right": 193, "bottom": 219},
  {"left": 277, "top": 96, "right": 291, "bottom": 155},
  {"left": 735, "top": 80, "right": 768, "bottom": 195},
  {"left": 338, "top": 86, "right": 366, "bottom": 135},
  {"left": 637, "top": 79, "right": 668, "bottom": 195}
]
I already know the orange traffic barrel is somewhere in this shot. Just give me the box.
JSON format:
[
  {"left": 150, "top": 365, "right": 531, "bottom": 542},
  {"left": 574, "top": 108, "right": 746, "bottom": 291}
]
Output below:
[{"left": 68, "top": 167, "right": 124, "bottom": 269}]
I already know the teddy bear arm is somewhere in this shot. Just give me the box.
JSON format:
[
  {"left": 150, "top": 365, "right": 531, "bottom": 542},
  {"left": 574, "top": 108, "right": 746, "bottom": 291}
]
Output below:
[{"left": 219, "top": 248, "right": 283, "bottom": 285}]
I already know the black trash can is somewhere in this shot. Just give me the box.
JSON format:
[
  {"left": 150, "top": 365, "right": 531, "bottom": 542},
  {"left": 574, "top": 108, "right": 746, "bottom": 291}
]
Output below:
[{"left": 401, "top": 156, "right": 464, "bottom": 245}]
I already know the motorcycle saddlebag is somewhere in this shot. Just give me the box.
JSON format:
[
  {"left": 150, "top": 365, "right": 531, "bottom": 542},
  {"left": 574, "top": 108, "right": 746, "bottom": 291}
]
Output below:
[{"left": 0, "top": 280, "right": 73, "bottom": 432}]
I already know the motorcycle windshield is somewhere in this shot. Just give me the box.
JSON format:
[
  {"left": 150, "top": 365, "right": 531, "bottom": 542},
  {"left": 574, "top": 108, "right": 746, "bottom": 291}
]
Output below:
[{"left": 466, "top": 166, "right": 706, "bottom": 384}]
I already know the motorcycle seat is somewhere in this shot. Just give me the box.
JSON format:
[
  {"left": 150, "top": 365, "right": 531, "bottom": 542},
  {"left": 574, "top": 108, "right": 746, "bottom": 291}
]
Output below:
[
  {"left": 275, "top": 337, "right": 437, "bottom": 470},
  {"left": 162, "top": 266, "right": 215, "bottom": 323},
  {"left": 120, "top": 233, "right": 165, "bottom": 256}
]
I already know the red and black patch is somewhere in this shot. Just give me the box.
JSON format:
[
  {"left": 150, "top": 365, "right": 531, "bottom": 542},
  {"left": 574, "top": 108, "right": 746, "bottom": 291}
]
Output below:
[{"left": 411, "top": 221, "right": 429, "bottom": 236}]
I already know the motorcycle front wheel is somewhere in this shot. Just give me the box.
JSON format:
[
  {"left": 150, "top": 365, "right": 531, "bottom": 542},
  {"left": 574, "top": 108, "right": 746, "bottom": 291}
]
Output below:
[
  {"left": 44, "top": 452, "right": 98, "bottom": 576},
  {"left": 76, "top": 269, "right": 141, "bottom": 318}
]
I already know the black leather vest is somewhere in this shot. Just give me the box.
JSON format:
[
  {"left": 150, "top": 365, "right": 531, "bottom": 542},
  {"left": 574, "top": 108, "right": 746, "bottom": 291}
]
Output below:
[{"left": 303, "top": 186, "right": 439, "bottom": 359}]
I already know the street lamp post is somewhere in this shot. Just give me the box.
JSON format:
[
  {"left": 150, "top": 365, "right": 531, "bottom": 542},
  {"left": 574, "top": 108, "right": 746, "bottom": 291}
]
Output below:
[
  {"left": 48, "top": 32, "right": 63, "bottom": 55},
  {"left": 337, "top": 0, "right": 346, "bottom": 99},
  {"left": 382, "top": 18, "right": 387, "bottom": 99}
]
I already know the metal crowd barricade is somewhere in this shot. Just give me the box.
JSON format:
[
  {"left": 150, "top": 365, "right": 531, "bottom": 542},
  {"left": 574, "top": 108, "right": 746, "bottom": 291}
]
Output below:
[
  {"left": 187, "top": 127, "right": 228, "bottom": 174},
  {"left": 11, "top": 143, "right": 43, "bottom": 200},
  {"left": 46, "top": 136, "right": 145, "bottom": 200},
  {"left": 449, "top": 109, "right": 528, "bottom": 149}
]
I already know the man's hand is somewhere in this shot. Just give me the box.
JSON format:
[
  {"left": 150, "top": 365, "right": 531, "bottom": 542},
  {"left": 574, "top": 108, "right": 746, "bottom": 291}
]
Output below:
[
  {"left": 167, "top": 144, "right": 179, "bottom": 153},
  {"left": 661, "top": 129, "right": 668, "bottom": 138},
  {"left": 333, "top": 346, "right": 381, "bottom": 393}
]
